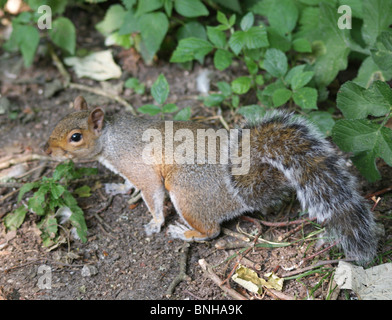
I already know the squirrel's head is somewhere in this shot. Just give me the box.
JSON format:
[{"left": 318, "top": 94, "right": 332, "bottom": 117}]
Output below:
[{"left": 44, "top": 96, "right": 105, "bottom": 160}]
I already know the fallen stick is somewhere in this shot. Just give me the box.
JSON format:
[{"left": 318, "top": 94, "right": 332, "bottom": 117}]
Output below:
[{"left": 166, "top": 242, "right": 191, "bottom": 297}]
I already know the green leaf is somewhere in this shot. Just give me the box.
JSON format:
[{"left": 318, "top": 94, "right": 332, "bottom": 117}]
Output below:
[
  {"left": 361, "top": 0, "right": 392, "bottom": 46},
  {"left": 332, "top": 119, "right": 392, "bottom": 182},
  {"left": 228, "top": 31, "right": 246, "bottom": 55},
  {"left": 12, "top": 24, "right": 40, "bottom": 67},
  {"left": 96, "top": 4, "right": 126, "bottom": 36},
  {"left": 371, "top": 31, "right": 392, "bottom": 74},
  {"left": 266, "top": 27, "right": 291, "bottom": 52},
  {"left": 18, "top": 182, "right": 39, "bottom": 202},
  {"left": 50, "top": 184, "right": 65, "bottom": 199},
  {"left": 138, "top": 104, "right": 162, "bottom": 116},
  {"left": 272, "top": 88, "right": 292, "bottom": 107},
  {"left": 206, "top": 26, "right": 226, "bottom": 48},
  {"left": 162, "top": 103, "right": 178, "bottom": 113},
  {"left": 308, "top": 111, "right": 335, "bottom": 137},
  {"left": 136, "top": 0, "right": 163, "bottom": 16},
  {"left": 151, "top": 74, "right": 169, "bottom": 105},
  {"left": 353, "top": 56, "right": 392, "bottom": 88},
  {"left": 267, "top": 0, "right": 298, "bottom": 35},
  {"left": 237, "top": 105, "right": 266, "bottom": 123},
  {"left": 243, "top": 27, "right": 269, "bottom": 50},
  {"left": 213, "top": 49, "right": 233, "bottom": 71},
  {"left": 28, "top": 188, "right": 47, "bottom": 215},
  {"left": 4, "top": 206, "right": 28, "bottom": 231},
  {"left": 139, "top": 12, "right": 169, "bottom": 64},
  {"left": 69, "top": 205, "right": 88, "bottom": 243},
  {"left": 49, "top": 17, "right": 76, "bottom": 55},
  {"left": 292, "top": 38, "right": 312, "bottom": 53},
  {"left": 290, "top": 71, "right": 314, "bottom": 90},
  {"left": 37, "top": 214, "right": 58, "bottom": 245},
  {"left": 177, "top": 21, "right": 206, "bottom": 41},
  {"left": 240, "top": 12, "right": 254, "bottom": 31},
  {"left": 174, "top": 0, "right": 209, "bottom": 18},
  {"left": 231, "top": 77, "right": 252, "bottom": 95},
  {"left": 336, "top": 81, "right": 392, "bottom": 119},
  {"left": 292, "top": 87, "right": 317, "bottom": 110},
  {"left": 74, "top": 185, "right": 92, "bottom": 198},
  {"left": 170, "top": 37, "right": 213, "bottom": 63},
  {"left": 174, "top": 107, "right": 191, "bottom": 121},
  {"left": 125, "top": 77, "right": 140, "bottom": 88},
  {"left": 263, "top": 48, "right": 288, "bottom": 78},
  {"left": 203, "top": 94, "right": 225, "bottom": 107},
  {"left": 216, "top": 81, "right": 232, "bottom": 97}
]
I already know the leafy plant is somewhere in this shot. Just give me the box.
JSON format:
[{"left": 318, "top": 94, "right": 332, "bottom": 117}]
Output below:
[
  {"left": 3, "top": 0, "right": 76, "bottom": 67},
  {"left": 4, "top": 161, "right": 97, "bottom": 246},
  {"left": 138, "top": 73, "right": 191, "bottom": 120},
  {"left": 332, "top": 80, "right": 392, "bottom": 182}
]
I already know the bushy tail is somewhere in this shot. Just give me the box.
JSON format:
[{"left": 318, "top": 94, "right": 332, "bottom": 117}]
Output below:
[{"left": 249, "top": 111, "right": 379, "bottom": 264}]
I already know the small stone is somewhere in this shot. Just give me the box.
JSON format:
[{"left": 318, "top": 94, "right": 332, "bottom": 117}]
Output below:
[{"left": 81, "top": 265, "right": 98, "bottom": 277}]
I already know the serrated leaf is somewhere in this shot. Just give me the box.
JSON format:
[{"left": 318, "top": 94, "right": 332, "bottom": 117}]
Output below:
[
  {"left": 272, "top": 88, "right": 292, "bottom": 107},
  {"left": 68, "top": 205, "right": 88, "bottom": 243},
  {"left": 174, "top": 0, "right": 208, "bottom": 18},
  {"left": 263, "top": 48, "right": 288, "bottom": 78},
  {"left": 50, "top": 184, "right": 65, "bottom": 199},
  {"left": 162, "top": 103, "right": 178, "bottom": 113},
  {"left": 216, "top": 81, "right": 232, "bottom": 97},
  {"left": 49, "top": 17, "right": 76, "bottom": 54},
  {"left": 332, "top": 119, "right": 392, "bottom": 181},
  {"left": 361, "top": 0, "right": 392, "bottom": 47},
  {"left": 336, "top": 81, "right": 392, "bottom": 119},
  {"left": 371, "top": 30, "right": 392, "bottom": 74},
  {"left": 4, "top": 206, "right": 28, "bottom": 231},
  {"left": 18, "top": 182, "right": 39, "bottom": 202},
  {"left": 237, "top": 105, "right": 266, "bottom": 123},
  {"left": 151, "top": 74, "right": 169, "bottom": 105},
  {"left": 290, "top": 71, "right": 314, "bottom": 90},
  {"left": 240, "top": 12, "right": 254, "bottom": 31},
  {"left": 206, "top": 26, "right": 226, "bottom": 48},
  {"left": 203, "top": 94, "right": 225, "bottom": 107},
  {"left": 292, "top": 87, "right": 317, "bottom": 110},
  {"left": 170, "top": 37, "right": 213, "bottom": 63},
  {"left": 213, "top": 49, "right": 233, "bottom": 71},
  {"left": 135, "top": 0, "right": 162, "bottom": 16},
  {"left": 231, "top": 77, "right": 252, "bottom": 95},
  {"left": 267, "top": 0, "right": 298, "bottom": 35},
  {"left": 308, "top": 111, "right": 335, "bottom": 137},
  {"left": 174, "top": 107, "right": 191, "bottom": 121}
]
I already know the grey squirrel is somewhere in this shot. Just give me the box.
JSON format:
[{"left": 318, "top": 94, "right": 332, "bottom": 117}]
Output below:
[{"left": 44, "top": 96, "right": 380, "bottom": 264}]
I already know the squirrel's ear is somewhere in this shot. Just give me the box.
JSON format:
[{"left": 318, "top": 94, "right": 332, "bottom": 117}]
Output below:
[
  {"left": 88, "top": 108, "right": 105, "bottom": 135},
  {"left": 74, "top": 96, "right": 88, "bottom": 111}
]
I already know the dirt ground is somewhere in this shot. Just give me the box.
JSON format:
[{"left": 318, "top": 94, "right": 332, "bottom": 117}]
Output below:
[{"left": 1, "top": 11, "right": 392, "bottom": 302}]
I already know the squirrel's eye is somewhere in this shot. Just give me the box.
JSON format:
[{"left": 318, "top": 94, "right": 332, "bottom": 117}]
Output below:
[{"left": 70, "top": 133, "right": 82, "bottom": 142}]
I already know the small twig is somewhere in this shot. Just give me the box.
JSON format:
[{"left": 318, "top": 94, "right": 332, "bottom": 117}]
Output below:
[
  {"left": 365, "top": 186, "right": 392, "bottom": 199},
  {"left": 300, "top": 240, "right": 339, "bottom": 265},
  {"left": 222, "top": 228, "right": 250, "bottom": 242},
  {"left": 198, "top": 259, "right": 248, "bottom": 300},
  {"left": 259, "top": 217, "right": 316, "bottom": 227},
  {"left": 166, "top": 242, "right": 191, "bottom": 297},
  {"left": 263, "top": 287, "right": 295, "bottom": 300},
  {"left": 0, "top": 154, "right": 51, "bottom": 170},
  {"left": 69, "top": 82, "right": 137, "bottom": 116},
  {"left": 281, "top": 258, "right": 354, "bottom": 278}
]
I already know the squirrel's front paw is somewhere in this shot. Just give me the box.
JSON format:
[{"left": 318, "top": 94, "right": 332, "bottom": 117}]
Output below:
[{"left": 144, "top": 218, "right": 164, "bottom": 236}]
